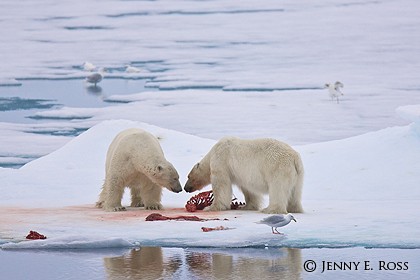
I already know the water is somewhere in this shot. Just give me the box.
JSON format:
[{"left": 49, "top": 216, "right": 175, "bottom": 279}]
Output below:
[
  {"left": 0, "top": 79, "right": 151, "bottom": 168},
  {"left": 1, "top": 247, "right": 419, "bottom": 279},
  {"left": 0, "top": 79, "right": 150, "bottom": 124}
]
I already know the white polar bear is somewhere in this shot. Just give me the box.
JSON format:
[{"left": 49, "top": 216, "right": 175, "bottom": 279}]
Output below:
[
  {"left": 184, "top": 137, "right": 304, "bottom": 214},
  {"left": 96, "top": 128, "right": 182, "bottom": 211}
]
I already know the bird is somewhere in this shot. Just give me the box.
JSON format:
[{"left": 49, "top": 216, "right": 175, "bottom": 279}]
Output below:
[
  {"left": 85, "top": 68, "right": 106, "bottom": 87},
  {"left": 325, "top": 81, "right": 344, "bottom": 104},
  {"left": 83, "top": 61, "right": 96, "bottom": 72},
  {"left": 256, "top": 213, "right": 297, "bottom": 234},
  {"left": 125, "top": 64, "right": 143, "bottom": 73}
]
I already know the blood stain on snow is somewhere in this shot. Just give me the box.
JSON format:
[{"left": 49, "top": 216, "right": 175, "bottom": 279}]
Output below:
[{"left": 96, "top": 208, "right": 226, "bottom": 222}]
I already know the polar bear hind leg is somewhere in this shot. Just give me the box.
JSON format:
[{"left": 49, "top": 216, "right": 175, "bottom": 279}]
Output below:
[
  {"left": 240, "top": 188, "right": 262, "bottom": 210},
  {"left": 286, "top": 177, "right": 304, "bottom": 213},
  {"left": 102, "top": 176, "right": 126, "bottom": 211},
  {"left": 95, "top": 183, "right": 107, "bottom": 208},
  {"left": 261, "top": 181, "right": 290, "bottom": 214},
  {"left": 287, "top": 195, "right": 303, "bottom": 213}
]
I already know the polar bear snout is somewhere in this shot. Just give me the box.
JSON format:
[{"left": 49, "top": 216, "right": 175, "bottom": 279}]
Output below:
[
  {"left": 184, "top": 181, "right": 194, "bottom": 193},
  {"left": 184, "top": 162, "right": 210, "bottom": 193},
  {"left": 184, "top": 179, "right": 200, "bottom": 193},
  {"left": 169, "top": 180, "right": 183, "bottom": 193}
]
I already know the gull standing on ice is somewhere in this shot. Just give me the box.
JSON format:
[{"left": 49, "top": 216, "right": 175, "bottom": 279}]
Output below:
[
  {"left": 125, "top": 65, "right": 143, "bottom": 73},
  {"left": 83, "top": 61, "right": 96, "bottom": 72},
  {"left": 256, "top": 213, "right": 297, "bottom": 234},
  {"left": 85, "top": 68, "right": 106, "bottom": 87},
  {"left": 325, "top": 81, "right": 344, "bottom": 104}
]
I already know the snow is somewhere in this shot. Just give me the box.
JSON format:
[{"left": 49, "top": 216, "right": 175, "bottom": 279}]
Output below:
[
  {"left": 397, "top": 105, "right": 420, "bottom": 136},
  {"left": 1, "top": 0, "right": 420, "bottom": 251},
  {"left": 1, "top": 117, "right": 420, "bottom": 249}
]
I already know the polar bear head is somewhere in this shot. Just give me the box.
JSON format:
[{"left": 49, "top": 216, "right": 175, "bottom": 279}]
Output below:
[
  {"left": 150, "top": 162, "right": 182, "bottom": 193},
  {"left": 184, "top": 162, "right": 211, "bottom": 193}
]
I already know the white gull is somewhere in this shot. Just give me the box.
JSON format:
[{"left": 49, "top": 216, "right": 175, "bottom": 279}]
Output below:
[
  {"left": 85, "top": 68, "right": 106, "bottom": 87},
  {"left": 83, "top": 61, "right": 96, "bottom": 72},
  {"left": 325, "top": 81, "right": 344, "bottom": 104},
  {"left": 125, "top": 65, "right": 143, "bottom": 73},
  {"left": 256, "top": 213, "right": 297, "bottom": 234}
]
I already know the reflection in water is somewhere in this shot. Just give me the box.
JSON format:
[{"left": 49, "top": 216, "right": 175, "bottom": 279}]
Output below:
[
  {"left": 104, "top": 247, "right": 182, "bottom": 280},
  {"left": 85, "top": 85, "right": 103, "bottom": 95},
  {"left": 2, "top": 247, "right": 418, "bottom": 279},
  {"left": 186, "top": 248, "right": 301, "bottom": 280},
  {"left": 103, "top": 247, "right": 301, "bottom": 280}
]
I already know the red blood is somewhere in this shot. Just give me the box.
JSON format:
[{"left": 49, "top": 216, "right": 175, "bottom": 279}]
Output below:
[
  {"left": 145, "top": 213, "right": 226, "bottom": 222},
  {"left": 185, "top": 203, "right": 197, "bottom": 212},
  {"left": 145, "top": 213, "right": 170, "bottom": 221},
  {"left": 26, "top": 230, "right": 47, "bottom": 240},
  {"left": 201, "top": 226, "right": 231, "bottom": 232}
]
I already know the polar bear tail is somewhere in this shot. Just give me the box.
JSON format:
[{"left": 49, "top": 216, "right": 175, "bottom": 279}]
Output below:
[{"left": 287, "top": 154, "right": 304, "bottom": 213}]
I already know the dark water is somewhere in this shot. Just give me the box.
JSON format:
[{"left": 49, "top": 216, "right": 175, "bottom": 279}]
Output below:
[
  {"left": 0, "top": 79, "right": 149, "bottom": 124},
  {"left": 0, "top": 247, "right": 419, "bottom": 280}
]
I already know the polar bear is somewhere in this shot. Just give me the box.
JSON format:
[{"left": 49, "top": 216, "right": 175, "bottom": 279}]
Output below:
[
  {"left": 96, "top": 128, "right": 182, "bottom": 211},
  {"left": 184, "top": 137, "right": 304, "bottom": 214}
]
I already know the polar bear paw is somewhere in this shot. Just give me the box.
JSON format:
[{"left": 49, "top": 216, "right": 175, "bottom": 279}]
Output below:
[
  {"left": 240, "top": 204, "right": 259, "bottom": 211},
  {"left": 112, "top": 206, "right": 126, "bottom": 212},
  {"left": 261, "top": 207, "right": 287, "bottom": 214},
  {"left": 205, "top": 204, "right": 230, "bottom": 212},
  {"left": 131, "top": 201, "right": 145, "bottom": 208},
  {"left": 145, "top": 203, "right": 163, "bottom": 210},
  {"left": 95, "top": 201, "right": 104, "bottom": 208}
]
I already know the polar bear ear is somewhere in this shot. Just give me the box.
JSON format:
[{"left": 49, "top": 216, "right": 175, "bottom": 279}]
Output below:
[{"left": 195, "top": 163, "right": 200, "bottom": 169}]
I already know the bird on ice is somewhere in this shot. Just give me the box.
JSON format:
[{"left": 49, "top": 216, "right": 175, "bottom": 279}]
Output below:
[
  {"left": 125, "top": 64, "right": 143, "bottom": 73},
  {"left": 325, "top": 81, "right": 344, "bottom": 104},
  {"left": 256, "top": 213, "right": 297, "bottom": 234},
  {"left": 83, "top": 61, "right": 96, "bottom": 72},
  {"left": 85, "top": 68, "right": 106, "bottom": 87}
]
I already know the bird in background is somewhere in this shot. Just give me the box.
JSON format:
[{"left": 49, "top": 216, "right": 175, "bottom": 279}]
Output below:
[
  {"left": 325, "top": 81, "right": 344, "bottom": 104},
  {"left": 83, "top": 61, "right": 96, "bottom": 72},
  {"left": 85, "top": 67, "right": 106, "bottom": 87},
  {"left": 256, "top": 213, "right": 297, "bottom": 234},
  {"left": 125, "top": 64, "right": 143, "bottom": 73}
]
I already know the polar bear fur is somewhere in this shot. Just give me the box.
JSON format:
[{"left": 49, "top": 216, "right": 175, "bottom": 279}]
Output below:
[
  {"left": 97, "top": 128, "right": 182, "bottom": 211},
  {"left": 184, "top": 137, "right": 304, "bottom": 214}
]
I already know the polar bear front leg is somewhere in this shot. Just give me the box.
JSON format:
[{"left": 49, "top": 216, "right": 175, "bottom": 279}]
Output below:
[
  {"left": 206, "top": 172, "right": 232, "bottom": 211},
  {"left": 103, "top": 176, "right": 126, "bottom": 211},
  {"left": 140, "top": 181, "right": 163, "bottom": 210}
]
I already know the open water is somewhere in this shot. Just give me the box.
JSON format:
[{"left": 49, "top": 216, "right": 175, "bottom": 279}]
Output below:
[
  {"left": 1, "top": 246, "right": 419, "bottom": 279},
  {"left": 0, "top": 79, "right": 149, "bottom": 124}
]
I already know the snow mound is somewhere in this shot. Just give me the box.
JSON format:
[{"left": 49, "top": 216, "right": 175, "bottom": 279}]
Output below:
[
  {"left": 0, "top": 119, "right": 214, "bottom": 207},
  {"left": 397, "top": 104, "right": 420, "bottom": 136}
]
